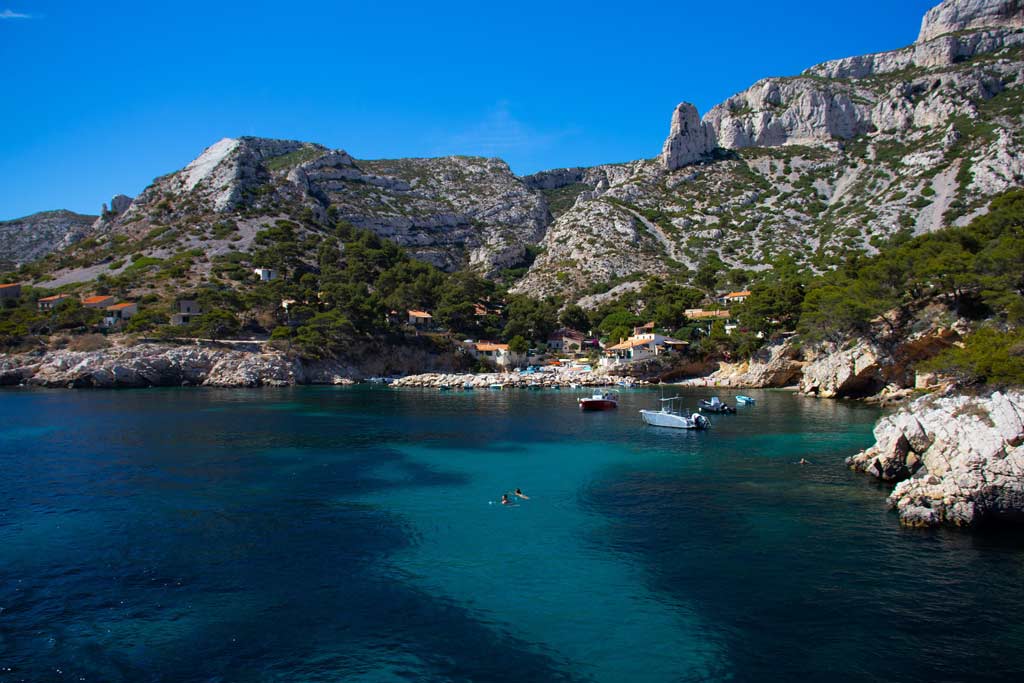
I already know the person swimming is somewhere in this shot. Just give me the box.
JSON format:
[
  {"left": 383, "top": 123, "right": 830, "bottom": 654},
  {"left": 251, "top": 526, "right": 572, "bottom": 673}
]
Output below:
[
  {"left": 514, "top": 488, "right": 529, "bottom": 500},
  {"left": 501, "top": 494, "right": 511, "bottom": 505}
]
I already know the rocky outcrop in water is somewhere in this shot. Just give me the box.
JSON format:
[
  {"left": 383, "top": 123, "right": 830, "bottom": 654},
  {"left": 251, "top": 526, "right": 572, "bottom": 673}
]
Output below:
[{"left": 848, "top": 390, "right": 1024, "bottom": 527}]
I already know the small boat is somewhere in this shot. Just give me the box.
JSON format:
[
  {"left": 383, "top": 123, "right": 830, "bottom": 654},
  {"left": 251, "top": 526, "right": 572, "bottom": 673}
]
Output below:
[
  {"left": 699, "top": 397, "right": 736, "bottom": 414},
  {"left": 489, "top": 383, "right": 504, "bottom": 390},
  {"left": 462, "top": 382, "right": 474, "bottom": 390},
  {"left": 736, "top": 395, "right": 756, "bottom": 405},
  {"left": 640, "top": 397, "right": 710, "bottom": 430},
  {"left": 579, "top": 390, "right": 619, "bottom": 411},
  {"left": 439, "top": 385, "right": 452, "bottom": 392}
]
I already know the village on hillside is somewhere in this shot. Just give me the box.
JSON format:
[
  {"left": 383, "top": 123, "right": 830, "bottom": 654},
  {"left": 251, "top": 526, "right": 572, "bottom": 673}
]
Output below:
[{"left": 0, "top": 276, "right": 754, "bottom": 373}]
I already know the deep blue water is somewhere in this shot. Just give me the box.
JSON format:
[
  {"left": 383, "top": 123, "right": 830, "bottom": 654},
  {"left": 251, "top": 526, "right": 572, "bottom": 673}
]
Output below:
[{"left": 2, "top": 386, "right": 1023, "bottom": 682}]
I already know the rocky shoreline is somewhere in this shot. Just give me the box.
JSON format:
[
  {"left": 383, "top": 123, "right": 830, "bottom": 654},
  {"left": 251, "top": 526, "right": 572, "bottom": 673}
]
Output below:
[
  {"left": 848, "top": 390, "right": 1024, "bottom": 527},
  {"left": 390, "top": 369, "right": 648, "bottom": 389},
  {"left": 0, "top": 342, "right": 357, "bottom": 388}
]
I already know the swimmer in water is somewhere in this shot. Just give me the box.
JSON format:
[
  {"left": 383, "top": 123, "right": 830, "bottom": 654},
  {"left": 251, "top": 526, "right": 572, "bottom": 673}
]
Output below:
[
  {"left": 501, "top": 494, "right": 511, "bottom": 505},
  {"left": 514, "top": 488, "right": 529, "bottom": 500},
  {"left": 798, "top": 458, "right": 812, "bottom": 465}
]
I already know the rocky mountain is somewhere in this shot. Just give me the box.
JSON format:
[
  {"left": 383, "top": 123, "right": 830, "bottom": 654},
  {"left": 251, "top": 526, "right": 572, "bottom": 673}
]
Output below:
[
  {"left": 6, "top": 0, "right": 1023, "bottom": 308},
  {"left": 0, "top": 210, "right": 97, "bottom": 271},
  {"left": 87, "top": 137, "right": 547, "bottom": 277},
  {"left": 513, "top": 0, "right": 1024, "bottom": 300}
]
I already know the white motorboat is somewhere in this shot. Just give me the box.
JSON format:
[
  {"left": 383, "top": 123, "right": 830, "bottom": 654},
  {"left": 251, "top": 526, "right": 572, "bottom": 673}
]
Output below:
[{"left": 640, "top": 397, "right": 710, "bottom": 430}]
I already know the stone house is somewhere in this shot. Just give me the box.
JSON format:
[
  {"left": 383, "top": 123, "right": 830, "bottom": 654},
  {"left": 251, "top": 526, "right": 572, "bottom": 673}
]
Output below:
[
  {"left": 37, "top": 293, "right": 72, "bottom": 311},
  {"left": 171, "top": 299, "right": 202, "bottom": 326}
]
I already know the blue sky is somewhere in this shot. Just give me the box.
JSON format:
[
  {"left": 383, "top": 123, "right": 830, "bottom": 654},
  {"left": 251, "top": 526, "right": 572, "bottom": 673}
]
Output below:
[{"left": 1, "top": 0, "right": 936, "bottom": 219}]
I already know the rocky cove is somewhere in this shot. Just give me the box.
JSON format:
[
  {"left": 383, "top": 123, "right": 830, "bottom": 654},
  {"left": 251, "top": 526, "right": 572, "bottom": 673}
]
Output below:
[{"left": 3, "top": 339, "right": 1022, "bottom": 530}]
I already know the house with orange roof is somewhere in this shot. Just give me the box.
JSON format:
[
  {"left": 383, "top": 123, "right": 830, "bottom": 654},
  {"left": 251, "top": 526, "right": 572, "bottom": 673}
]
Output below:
[
  {"left": 685, "top": 308, "right": 731, "bottom": 320},
  {"left": 102, "top": 302, "right": 138, "bottom": 328},
  {"left": 717, "top": 290, "right": 751, "bottom": 305},
  {"left": 37, "top": 293, "right": 73, "bottom": 311},
  {"left": 407, "top": 309, "right": 433, "bottom": 328},
  {"left": 603, "top": 332, "right": 687, "bottom": 365},
  {"left": 0, "top": 283, "right": 21, "bottom": 301},
  {"left": 82, "top": 295, "right": 115, "bottom": 309},
  {"left": 106, "top": 302, "right": 138, "bottom": 319},
  {"left": 470, "top": 341, "right": 525, "bottom": 368}
]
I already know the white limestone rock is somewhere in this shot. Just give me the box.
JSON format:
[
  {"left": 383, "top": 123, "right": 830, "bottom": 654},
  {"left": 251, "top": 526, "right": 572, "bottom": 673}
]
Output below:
[
  {"left": 918, "top": 0, "right": 1024, "bottom": 43},
  {"left": 704, "top": 79, "right": 874, "bottom": 150},
  {"left": 849, "top": 390, "right": 1024, "bottom": 527},
  {"left": 798, "top": 341, "right": 886, "bottom": 398},
  {"left": 660, "top": 102, "right": 715, "bottom": 170}
]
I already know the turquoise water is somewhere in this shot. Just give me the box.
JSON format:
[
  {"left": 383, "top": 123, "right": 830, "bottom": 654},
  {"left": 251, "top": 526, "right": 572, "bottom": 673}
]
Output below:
[{"left": 2, "top": 386, "right": 1023, "bottom": 681}]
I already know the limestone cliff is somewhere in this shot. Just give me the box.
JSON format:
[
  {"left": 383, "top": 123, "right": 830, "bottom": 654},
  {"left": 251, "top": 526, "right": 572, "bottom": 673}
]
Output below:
[
  {"left": 516, "top": 0, "right": 1024, "bottom": 300},
  {"left": 918, "top": 0, "right": 1024, "bottom": 42}
]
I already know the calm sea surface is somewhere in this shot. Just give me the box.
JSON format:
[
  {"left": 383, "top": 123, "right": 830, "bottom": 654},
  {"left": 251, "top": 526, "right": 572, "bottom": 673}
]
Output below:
[{"left": 2, "top": 386, "right": 1023, "bottom": 682}]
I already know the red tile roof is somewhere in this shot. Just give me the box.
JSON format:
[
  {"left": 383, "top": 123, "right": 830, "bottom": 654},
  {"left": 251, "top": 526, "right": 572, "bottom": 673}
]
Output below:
[
  {"left": 82, "top": 295, "right": 113, "bottom": 304},
  {"left": 106, "top": 302, "right": 135, "bottom": 310},
  {"left": 0, "top": 283, "right": 20, "bottom": 289},
  {"left": 38, "top": 293, "right": 71, "bottom": 302}
]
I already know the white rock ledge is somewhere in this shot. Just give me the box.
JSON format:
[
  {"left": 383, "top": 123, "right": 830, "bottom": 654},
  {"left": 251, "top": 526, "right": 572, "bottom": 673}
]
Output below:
[{"left": 848, "top": 390, "right": 1024, "bottom": 527}]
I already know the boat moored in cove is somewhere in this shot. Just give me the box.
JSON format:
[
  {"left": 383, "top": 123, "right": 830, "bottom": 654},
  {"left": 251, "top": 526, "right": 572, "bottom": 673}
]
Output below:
[
  {"left": 579, "top": 390, "right": 619, "bottom": 411},
  {"left": 640, "top": 397, "right": 710, "bottom": 430},
  {"left": 736, "top": 395, "right": 755, "bottom": 405},
  {"left": 699, "top": 397, "right": 736, "bottom": 414}
]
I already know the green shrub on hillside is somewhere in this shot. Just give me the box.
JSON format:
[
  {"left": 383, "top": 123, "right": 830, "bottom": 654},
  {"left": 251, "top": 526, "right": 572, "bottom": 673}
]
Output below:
[{"left": 923, "top": 328, "right": 1024, "bottom": 387}]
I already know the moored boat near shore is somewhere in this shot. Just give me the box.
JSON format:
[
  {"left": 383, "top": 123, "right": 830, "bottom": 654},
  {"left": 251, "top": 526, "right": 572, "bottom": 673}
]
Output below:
[
  {"left": 699, "top": 397, "right": 736, "bottom": 414},
  {"left": 579, "top": 390, "right": 619, "bottom": 411},
  {"left": 640, "top": 397, "right": 711, "bottom": 430}
]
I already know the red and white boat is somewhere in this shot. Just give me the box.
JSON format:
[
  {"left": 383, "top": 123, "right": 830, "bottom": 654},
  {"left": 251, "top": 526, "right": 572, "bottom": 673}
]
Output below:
[{"left": 578, "top": 390, "right": 619, "bottom": 411}]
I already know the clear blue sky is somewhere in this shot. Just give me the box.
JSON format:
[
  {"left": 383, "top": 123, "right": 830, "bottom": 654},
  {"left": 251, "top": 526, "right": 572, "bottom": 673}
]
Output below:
[{"left": 1, "top": 0, "right": 936, "bottom": 219}]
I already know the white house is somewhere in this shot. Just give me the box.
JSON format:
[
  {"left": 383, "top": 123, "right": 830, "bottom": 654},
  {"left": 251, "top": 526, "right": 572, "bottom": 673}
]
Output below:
[
  {"left": 105, "top": 302, "right": 137, "bottom": 319},
  {"left": 103, "top": 301, "right": 138, "bottom": 328},
  {"left": 717, "top": 290, "right": 751, "bottom": 305},
  {"left": 603, "top": 333, "right": 687, "bottom": 365},
  {"left": 407, "top": 310, "right": 433, "bottom": 327},
  {"left": 253, "top": 267, "right": 278, "bottom": 282},
  {"left": 470, "top": 342, "right": 526, "bottom": 368}
]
